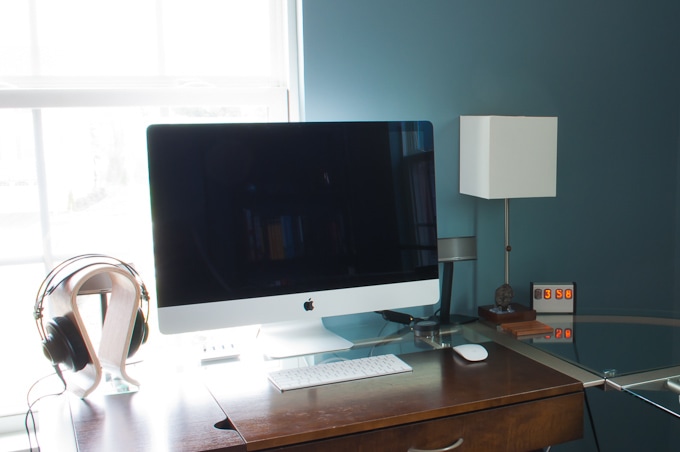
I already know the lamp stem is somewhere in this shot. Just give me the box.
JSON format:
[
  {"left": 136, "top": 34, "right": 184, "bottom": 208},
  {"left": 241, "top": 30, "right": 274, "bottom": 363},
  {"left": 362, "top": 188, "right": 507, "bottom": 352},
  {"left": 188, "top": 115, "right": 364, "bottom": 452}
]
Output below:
[{"left": 504, "top": 198, "right": 510, "bottom": 285}]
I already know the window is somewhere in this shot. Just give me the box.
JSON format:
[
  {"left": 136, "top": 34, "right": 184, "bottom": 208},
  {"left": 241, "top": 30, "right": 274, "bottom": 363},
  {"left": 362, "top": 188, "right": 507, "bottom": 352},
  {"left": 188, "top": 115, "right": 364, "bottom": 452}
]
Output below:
[{"left": 0, "top": 0, "right": 298, "bottom": 427}]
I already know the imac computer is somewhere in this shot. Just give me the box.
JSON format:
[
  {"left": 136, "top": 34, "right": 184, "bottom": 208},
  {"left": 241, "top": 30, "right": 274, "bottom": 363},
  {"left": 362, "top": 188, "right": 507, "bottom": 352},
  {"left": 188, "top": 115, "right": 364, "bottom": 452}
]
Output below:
[{"left": 146, "top": 121, "right": 439, "bottom": 357}]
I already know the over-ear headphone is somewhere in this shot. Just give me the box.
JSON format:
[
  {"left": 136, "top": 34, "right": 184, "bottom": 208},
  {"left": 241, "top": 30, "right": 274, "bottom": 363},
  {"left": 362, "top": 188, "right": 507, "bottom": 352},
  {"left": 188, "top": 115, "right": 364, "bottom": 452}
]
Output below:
[{"left": 34, "top": 254, "right": 150, "bottom": 372}]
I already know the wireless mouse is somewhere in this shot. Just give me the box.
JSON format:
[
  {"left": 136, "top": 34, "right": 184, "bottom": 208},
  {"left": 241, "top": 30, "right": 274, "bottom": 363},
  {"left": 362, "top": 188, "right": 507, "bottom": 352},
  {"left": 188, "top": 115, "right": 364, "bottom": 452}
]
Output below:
[{"left": 452, "top": 343, "right": 488, "bottom": 362}]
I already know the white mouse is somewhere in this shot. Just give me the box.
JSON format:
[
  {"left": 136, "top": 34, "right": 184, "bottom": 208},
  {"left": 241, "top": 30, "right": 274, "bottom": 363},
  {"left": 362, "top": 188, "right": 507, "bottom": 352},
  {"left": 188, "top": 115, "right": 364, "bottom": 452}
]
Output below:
[{"left": 452, "top": 343, "right": 488, "bottom": 362}]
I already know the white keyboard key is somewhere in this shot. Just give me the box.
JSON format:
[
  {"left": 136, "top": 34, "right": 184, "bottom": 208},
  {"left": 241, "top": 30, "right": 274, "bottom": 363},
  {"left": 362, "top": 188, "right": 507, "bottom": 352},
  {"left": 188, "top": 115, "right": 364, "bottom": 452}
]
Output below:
[{"left": 268, "top": 354, "right": 412, "bottom": 391}]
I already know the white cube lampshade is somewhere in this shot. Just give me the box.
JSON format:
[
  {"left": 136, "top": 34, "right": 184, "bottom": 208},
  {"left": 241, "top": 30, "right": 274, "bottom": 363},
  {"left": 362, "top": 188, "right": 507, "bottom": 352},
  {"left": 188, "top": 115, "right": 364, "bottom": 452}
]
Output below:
[{"left": 459, "top": 116, "right": 558, "bottom": 199}]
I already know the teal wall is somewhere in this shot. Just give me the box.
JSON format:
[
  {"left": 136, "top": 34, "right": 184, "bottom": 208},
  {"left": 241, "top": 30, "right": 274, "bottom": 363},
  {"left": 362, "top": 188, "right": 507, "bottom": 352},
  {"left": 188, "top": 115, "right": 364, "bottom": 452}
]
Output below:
[{"left": 302, "top": 0, "right": 680, "bottom": 318}]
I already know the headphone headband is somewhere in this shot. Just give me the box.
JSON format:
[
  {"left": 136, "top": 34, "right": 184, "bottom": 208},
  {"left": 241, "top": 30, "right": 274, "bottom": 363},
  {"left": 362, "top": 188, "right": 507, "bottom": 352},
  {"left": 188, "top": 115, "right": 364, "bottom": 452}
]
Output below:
[{"left": 34, "top": 254, "right": 149, "bottom": 339}]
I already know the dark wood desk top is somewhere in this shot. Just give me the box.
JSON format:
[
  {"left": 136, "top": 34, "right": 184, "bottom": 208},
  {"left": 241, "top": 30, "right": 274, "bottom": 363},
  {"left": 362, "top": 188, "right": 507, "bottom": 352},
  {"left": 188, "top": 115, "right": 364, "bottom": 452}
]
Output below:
[
  {"left": 206, "top": 343, "right": 583, "bottom": 451},
  {"left": 59, "top": 341, "right": 584, "bottom": 451}
]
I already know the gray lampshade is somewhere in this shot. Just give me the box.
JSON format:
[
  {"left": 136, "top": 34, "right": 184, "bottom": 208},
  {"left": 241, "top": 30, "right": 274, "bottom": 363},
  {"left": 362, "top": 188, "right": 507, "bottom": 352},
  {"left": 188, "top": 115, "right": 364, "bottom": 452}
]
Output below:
[{"left": 438, "top": 237, "right": 477, "bottom": 262}]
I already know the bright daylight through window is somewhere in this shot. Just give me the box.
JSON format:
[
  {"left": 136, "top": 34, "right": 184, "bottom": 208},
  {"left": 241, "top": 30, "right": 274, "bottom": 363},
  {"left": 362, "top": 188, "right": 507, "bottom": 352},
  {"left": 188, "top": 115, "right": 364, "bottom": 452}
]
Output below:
[{"left": 0, "top": 0, "right": 295, "bottom": 431}]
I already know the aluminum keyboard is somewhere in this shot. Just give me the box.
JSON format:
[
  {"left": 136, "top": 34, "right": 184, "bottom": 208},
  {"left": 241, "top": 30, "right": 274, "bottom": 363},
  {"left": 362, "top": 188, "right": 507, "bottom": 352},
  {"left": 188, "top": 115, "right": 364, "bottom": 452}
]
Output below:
[{"left": 267, "top": 353, "right": 413, "bottom": 391}]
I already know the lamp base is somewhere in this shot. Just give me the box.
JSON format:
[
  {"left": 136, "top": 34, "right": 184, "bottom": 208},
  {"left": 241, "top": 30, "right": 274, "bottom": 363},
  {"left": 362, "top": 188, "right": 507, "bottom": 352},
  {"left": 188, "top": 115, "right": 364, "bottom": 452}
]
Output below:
[{"left": 478, "top": 303, "right": 536, "bottom": 324}]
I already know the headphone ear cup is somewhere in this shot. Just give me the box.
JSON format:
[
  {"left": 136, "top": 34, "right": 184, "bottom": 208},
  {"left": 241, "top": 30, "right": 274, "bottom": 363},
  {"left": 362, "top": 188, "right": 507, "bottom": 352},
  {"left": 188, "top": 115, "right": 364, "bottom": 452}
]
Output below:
[
  {"left": 141, "top": 311, "right": 149, "bottom": 345},
  {"left": 43, "top": 316, "right": 90, "bottom": 371},
  {"left": 127, "top": 308, "right": 147, "bottom": 358}
]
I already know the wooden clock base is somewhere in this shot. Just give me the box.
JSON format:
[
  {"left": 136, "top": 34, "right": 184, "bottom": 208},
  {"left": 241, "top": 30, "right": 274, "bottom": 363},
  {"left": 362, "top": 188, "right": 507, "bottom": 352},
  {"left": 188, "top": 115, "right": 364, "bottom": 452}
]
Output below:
[{"left": 478, "top": 303, "right": 536, "bottom": 324}]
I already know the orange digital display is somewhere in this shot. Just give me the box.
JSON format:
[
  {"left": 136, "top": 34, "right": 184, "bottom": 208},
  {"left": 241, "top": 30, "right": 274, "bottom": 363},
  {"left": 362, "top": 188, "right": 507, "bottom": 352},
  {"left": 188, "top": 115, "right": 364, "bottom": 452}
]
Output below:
[
  {"left": 532, "top": 282, "right": 575, "bottom": 315},
  {"left": 552, "top": 328, "right": 574, "bottom": 340}
]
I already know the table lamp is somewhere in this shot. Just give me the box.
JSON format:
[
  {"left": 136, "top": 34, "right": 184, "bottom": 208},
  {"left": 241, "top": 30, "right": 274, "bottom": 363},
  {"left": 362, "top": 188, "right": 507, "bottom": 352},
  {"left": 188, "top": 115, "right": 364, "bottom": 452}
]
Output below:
[
  {"left": 459, "top": 115, "right": 557, "bottom": 323},
  {"left": 437, "top": 236, "right": 477, "bottom": 325}
]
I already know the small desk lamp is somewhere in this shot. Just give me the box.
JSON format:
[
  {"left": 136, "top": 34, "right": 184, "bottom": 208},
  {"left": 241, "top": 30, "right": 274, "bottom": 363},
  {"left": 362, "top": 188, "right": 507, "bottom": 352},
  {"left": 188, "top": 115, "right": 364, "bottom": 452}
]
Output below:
[
  {"left": 438, "top": 236, "right": 477, "bottom": 325},
  {"left": 459, "top": 115, "right": 557, "bottom": 322}
]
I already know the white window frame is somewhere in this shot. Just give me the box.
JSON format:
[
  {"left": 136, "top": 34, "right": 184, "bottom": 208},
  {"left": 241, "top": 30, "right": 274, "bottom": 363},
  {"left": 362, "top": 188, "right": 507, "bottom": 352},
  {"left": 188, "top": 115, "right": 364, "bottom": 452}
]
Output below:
[{"left": 0, "top": 0, "right": 303, "bottom": 446}]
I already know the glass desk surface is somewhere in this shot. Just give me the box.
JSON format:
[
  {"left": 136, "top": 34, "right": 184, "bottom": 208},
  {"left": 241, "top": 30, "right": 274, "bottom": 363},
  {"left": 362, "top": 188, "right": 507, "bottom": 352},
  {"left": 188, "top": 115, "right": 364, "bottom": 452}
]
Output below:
[
  {"left": 521, "top": 315, "right": 680, "bottom": 378},
  {"left": 334, "top": 315, "right": 680, "bottom": 419},
  {"left": 193, "top": 314, "right": 680, "bottom": 418},
  {"left": 278, "top": 321, "right": 475, "bottom": 365},
  {"left": 623, "top": 384, "right": 680, "bottom": 419},
  {"left": 517, "top": 314, "right": 680, "bottom": 418}
]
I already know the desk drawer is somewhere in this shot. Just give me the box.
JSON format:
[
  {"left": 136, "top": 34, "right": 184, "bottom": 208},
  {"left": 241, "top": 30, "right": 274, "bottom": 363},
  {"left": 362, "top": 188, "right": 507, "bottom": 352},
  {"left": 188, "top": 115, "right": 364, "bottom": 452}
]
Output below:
[{"left": 272, "top": 392, "right": 583, "bottom": 452}]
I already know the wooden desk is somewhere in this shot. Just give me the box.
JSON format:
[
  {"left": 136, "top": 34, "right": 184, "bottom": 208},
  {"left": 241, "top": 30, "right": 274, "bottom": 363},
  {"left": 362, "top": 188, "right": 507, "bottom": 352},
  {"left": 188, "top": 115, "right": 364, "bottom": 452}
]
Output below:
[
  {"left": 64, "top": 374, "right": 246, "bottom": 452},
  {"left": 57, "top": 343, "right": 583, "bottom": 451},
  {"left": 208, "top": 343, "right": 583, "bottom": 451}
]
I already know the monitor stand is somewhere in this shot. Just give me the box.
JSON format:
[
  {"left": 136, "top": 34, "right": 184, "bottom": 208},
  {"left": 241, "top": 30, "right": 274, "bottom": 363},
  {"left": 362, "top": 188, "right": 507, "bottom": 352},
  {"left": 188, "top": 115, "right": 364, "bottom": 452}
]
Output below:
[{"left": 258, "top": 319, "right": 353, "bottom": 359}]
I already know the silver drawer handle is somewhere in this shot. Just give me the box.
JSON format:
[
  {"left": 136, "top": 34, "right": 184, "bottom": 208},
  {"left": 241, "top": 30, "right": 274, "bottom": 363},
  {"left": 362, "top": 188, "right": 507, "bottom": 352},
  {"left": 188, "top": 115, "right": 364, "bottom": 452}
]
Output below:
[{"left": 408, "top": 438, "right": 463, "bottom": 452}]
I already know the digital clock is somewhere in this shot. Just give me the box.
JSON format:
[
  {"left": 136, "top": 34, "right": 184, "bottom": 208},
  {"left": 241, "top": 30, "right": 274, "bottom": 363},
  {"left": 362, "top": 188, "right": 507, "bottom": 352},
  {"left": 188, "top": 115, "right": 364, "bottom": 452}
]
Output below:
[{"left": 530, "top": 282, "right": 576, "bottom": 314}]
